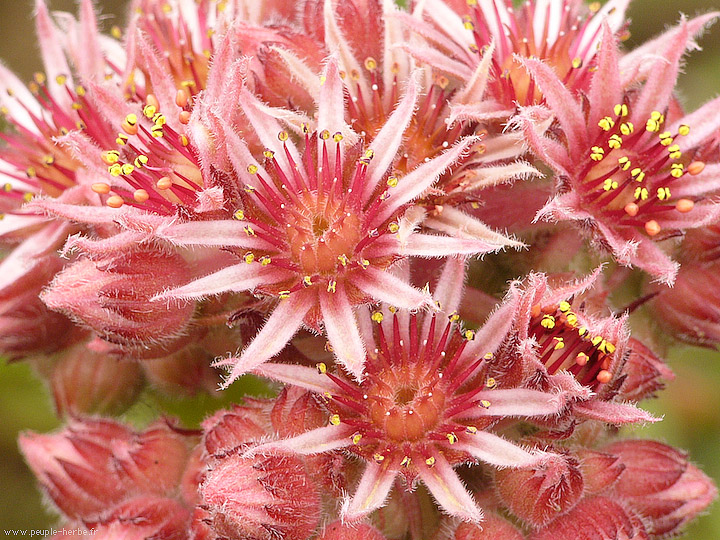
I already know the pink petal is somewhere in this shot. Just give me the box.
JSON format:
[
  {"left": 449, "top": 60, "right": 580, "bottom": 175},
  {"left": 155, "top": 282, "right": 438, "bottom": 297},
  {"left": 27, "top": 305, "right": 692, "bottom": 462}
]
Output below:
[
  {"left": 319, "top": 284, "right": 366, "bottom": 380},
  {"left": 671, "top": 96, "right": 720, "bottom": 152},
  {"left": 415, "top": 451, "right": 483, "bottom": 522},
  {"left": 452, "top": 40, "right": 495, "bottom": 107},
  {"left": 454, "top": 432, "right": 545, "bottom": 468},
  {"left": 62, "top": 230, "right": 147, "bottom": 256},
  {"left": 363, "top": 73, "right": 420, "bottom": 203},
  {"left": 135, "top": 32, "right": 177, "bottom": 114},
  {"left": 323, "top": 0, "right": 370, "bottom": 100},
  {"left": 77, "top": 0, "right": 104, "bottom": 80},
  {"left": 155, "top": 220, "right": 275, "bottom": 250},
  {"left": 317, "top": 56, "right": 346, "bottom": 138},
  {"left": 458, "top": 389, "right": 567, "bottom": 420},
  {"left": 400, "top": 233, "right": 502, "bottom": 257},
  {"left": 254, "top": 363, "right": 339, "bottom": 395},
  {"left": 376, "top": 136, "right": 479, "bottom": 223},
  {"left": 152, "top": 263, "right": 292, "bottom": 300},
  {"left": 573, "top": 400, "right": 659, "bottom": 424},
  {"left": 424, "top": 207, "right": 525, "bottom": 249},
  {"left": 35, "top": 0, "right": 73, "bottom": 108},
  {"left": 350, "top": 267, "right": 433, "bottom": 310},
  {"left": 399, "top": 42, "right": 473, "bottom": 80},
  {"left": 588, "top": 23, "right": 622, "bottom": 129},
  {"left": 519, "top": 57, "right": 586, "bottom": 152},
  {"left": 221, "top": 289, "right": 315, "bottom": 385},
  {"left": 343, "top": 461, "right": 398, "bottom": 521},
  {"left": 431, "top": 257, "right": 466, "bottom": 316},
  {"left": 245, "top": 423, "right": 354, "bottom": 457}
]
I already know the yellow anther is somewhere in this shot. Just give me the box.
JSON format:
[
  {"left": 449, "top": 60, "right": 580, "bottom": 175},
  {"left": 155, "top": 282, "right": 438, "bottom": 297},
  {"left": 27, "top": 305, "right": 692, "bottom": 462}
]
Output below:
[
  {"left": 153, "top": 113, "right": 166, "bottom": 126},
  {"left": 263, "top": 150, "right": 275, "bottom": 159},
  {"left": 448, "top": 311, "right": 460, "bottom": 323},
  {"left": 571, "top": 57, "right": 583, "bottom": 69},
  {"left": 327, "top": 280, "right": 336, "bottom": 293},
  {"left": 591, "top": 335, "right": 604, "bottom": 347},
  {"left": 303, "top": 275, "right": 313, "bottom": 286},
  {"left": 101, "top": 150, "right": 120, "bottom": 165},
  {"left": 619, "top": 122, "right": 634, "bottom": 135},
  {"left": 589, "top": 1, "right": 601, "bottom": 12},
  {"left": 541, "top": 315, "right": 556, "bottom": 329},
  {"left": 320, "top": 129, "right": 330, "bottom": 140},
  {"left": 435, "top": 75, "right": 449, "bottom": 89},
  {"left": 116, "top": 133, "right": 129, "bottom": 146},
  {"left": 603, "top": 178, "right": 619, "bottom": 191},
  {"left": 364, "top": 57, "right": 378, "bottom": 71},
  {"left": 657, "top": 187, "right": 671, "bottom": 201},
  {"left": 678, "top": 124, "right": 690, "bottom": 136},
  {"left": 121, "top": 164, "right": 135, "bottom": 175},
  {"left": 319, "top": 75, "right": 327, "bottom": 86},
  {"left": 23, "top": 192, "right": 33, "bottom": 202},
  {"left": 329, "top": 414, "right": 341, "bottom": 426},
  {"left": 400, "top": 456, "right": 412, "bottom": 467},
  {"left": 464, "top": 330, "right": 475, "bottom": 341},
  {"left": 2, "top": 183, "right": 12, "bottom": 192},
  {"left": 553, "top": 337, "right": 565, "bottom": 350},
  {"left": 25, "top": 167, "right": 36, "bottom": 178},
  {"left": 134, "top": 155, "right": 148, "bottom": 168},
  {"left": 33, "top": 72, "right": 46, "bottom": 85},
  {"left": 151, "top": 126, "right": 164, "bottom": 138},
  {"left": 386, "top": 176, "right": 398, "bottom": 188},
  {"left": 233, "top": 209, "right": 245, "bottom": 220},
  {"left": 479, "top": 399, "right": 491, "bottom": 409},
  {"left": 618, "top": 156, "right": 631, "bottom": 170},
  {"left": 670, "top": 163, "right": 684, "bottom": 178},
  {"left": 338, "top": 254, "right": 349, "bottom": 266},
  {"left": 465, "top": 426, "right": 478, "bottom": 435},
  {"left": 485, "top": 378, "right": 497, "bottom": 389},
  {"left": 279, "top": 290, "right": 291, "bottom": 299},
  {"left": 446, "top": 433, "right": 458, "bottom": 445},
  {"left": 646, "top": 119, "right": 660, "bottom": 132},
  {"left": 608, "top": 134, "right": 622, "bottom": 149},
  {"left": 124, "top": 113, "right": 137, "bottom": 126},
  {"left": 668, "top": 144, "right": 682, "bottom": 159},
  {"left": 247, "top": 164, "right": 258, "bottom": 175},
  {"left": 316, "top": 362, "right": 327, "bottom": 374},
  {"left": 634, "top": 187, "right": 648, "bottom": 200},
  {"left": 259, "top": 256, "right": 271, "bottom": 266},
  {"left": 108, "top": 164, "right": 122, "bottom": 176},
  {"left": 244, "top": 225, "right": 256, "bottom": 236},
  {"left": 463, "top": 20, "right": 474, "bottom": 30},
  {"left": 630, "top": 168, "right": 645, "bottom": 183},
  {"left": 278, "top": 131, "right": 289, "bottom": 142},
  {"left": 359, "top": 259, "right": 370, "bottom": 269},
  {"left": 333, "top": 132, "right": 343, "bottom": 142},
  {"left": 604, "top": 342, "right": 616, "bottom": 354},
  {"left": 111, "top": 25, "right": 122, "bottom": 39},
  {"left": 143, "top": 104, "right": 157, "bottom": 118},
  {"left": 371, "top": 311, "right": 384, "bottom": 323},
  {"left": 578, "top": 326, "right": 588, "bottom": 337},
  {"left": 373, "top": 453, "right": 385, "bottom": 462},
  {"left": 364, "top": 149, "right": 375, "bottom": 160},
  {"left": 559, "top": 301, "right": 571, "bottom": 313},
  {"left": 352, "top": 433, "right": 362, "bottom": 444},
  {"left": 467, "top": 0, "right": 477, "bottom": 5},
  {"left": 301, "top": 123, "right": 309, "bottom": 134},
  {"left": 651, "top": 111, "right": 664, "bottom": 121},
  {"left": 388, "top": 222, "right": 399, "bottom": 233},
  {"left": 575, "top": 352, "right": 589, "bottom": 366},
  {"left": 590, "top": 146, "right": 605, "bottom": 161},
  {"left": 244, "top": 252, "right": 255, "bottom": 264},
  {"left": 598, "top": 116, "right": 615, "bottom": 131},
  {"left": 425, "top": 456, "right": 436, "bottom": 467},
  {"left": 566, "top": 312, "right": 578, "bottom": 326},
  {"left": 55, "top": 74, "right": 67, "bottom": 85},
  {"left": 614, "top": 103, "right": 629, "bottom": 117}
]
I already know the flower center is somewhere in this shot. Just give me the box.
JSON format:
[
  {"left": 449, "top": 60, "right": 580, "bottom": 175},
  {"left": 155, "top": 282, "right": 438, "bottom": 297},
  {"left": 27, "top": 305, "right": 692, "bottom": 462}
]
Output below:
[{"left": 529, "top": 301, "right": 616, "bottom": 389}]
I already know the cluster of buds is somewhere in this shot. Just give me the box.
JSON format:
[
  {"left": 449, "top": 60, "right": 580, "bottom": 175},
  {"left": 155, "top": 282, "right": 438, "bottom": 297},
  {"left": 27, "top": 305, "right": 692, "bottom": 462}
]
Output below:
[{"left": 0, "top": 0, "right": 718, "bottom": 538}]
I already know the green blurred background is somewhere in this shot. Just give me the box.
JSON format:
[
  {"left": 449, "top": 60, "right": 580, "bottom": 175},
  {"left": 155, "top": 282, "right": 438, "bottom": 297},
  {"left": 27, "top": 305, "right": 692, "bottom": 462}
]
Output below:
[{"left": 1, "top": 0, "right": 720, "bottom": 537}]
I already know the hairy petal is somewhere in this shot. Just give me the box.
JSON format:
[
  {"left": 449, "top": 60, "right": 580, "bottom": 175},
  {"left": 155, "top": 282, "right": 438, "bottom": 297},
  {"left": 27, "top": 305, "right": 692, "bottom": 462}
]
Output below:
[
  {"left": 415, "top": 451, "right": 482, "bottom": 522},
  {"left": 319, "top": 285, "right": 366, "bottom": 380},
  {"left": 342, "top": 461, "right": 398, "bottom": 521}
]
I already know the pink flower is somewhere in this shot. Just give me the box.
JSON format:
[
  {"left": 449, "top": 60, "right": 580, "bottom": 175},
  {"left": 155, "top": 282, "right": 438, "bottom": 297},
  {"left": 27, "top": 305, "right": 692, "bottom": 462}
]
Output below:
[
  {"left": 244, "top": 259, "right": 567, "bottom": 522},
  {"left": 408, "top": 0, "right": 630, "bottom": 109},
  {"left": 514, "top": 18, "right": 720, "bottom": 283}
]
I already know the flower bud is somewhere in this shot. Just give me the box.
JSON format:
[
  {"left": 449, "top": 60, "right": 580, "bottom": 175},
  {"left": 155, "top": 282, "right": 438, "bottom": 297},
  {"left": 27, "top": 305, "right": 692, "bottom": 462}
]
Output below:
[
  {"left": 143, "top": 344, "right": 220, "bottom": 396},
  {"left": 576, "top": 448, "right": 625, "bottom": 494},
  {"left": 652, "top": 262, "right": 720, "bottom": 347},
  {"left": 49, "top": 343, "right": 144, "bottom": 416},
  {"left": 318, "top": 521, "right": 388, "bottom": 540},
  {"left": 452, "top": 513, "right": 524, "bottom": 540},
  {"left": 41, "top": 250, "right": 196, "bottom": 356},
  {"left": 201, "top": 452, "right": 321, "bottom": 540},
  {"left": 19, "top": 418, "right": 193, "bottom": 521},
  {"left": 271, "top": 386, "right": 327, "bottom": 438},
  {"left": 88, "top": 496, "right": 191, "bottom": 540},
  {"left": 495, "top": 453, "right": 584, "bottom": 526},
  {"left": 617, "top": 338, "right": 673, "bottom": 401},
  {"left": 0, "top": 287, "right": 78, "bottom": 360},
  {"left": 604, "top": 440, "right": 718, "bottom": 537},
  {"left": 202, "top": 403, "right": 270, "bottom": 456},
  {"left": 529, "top": 496, "right": 648, "bottom": 540}
]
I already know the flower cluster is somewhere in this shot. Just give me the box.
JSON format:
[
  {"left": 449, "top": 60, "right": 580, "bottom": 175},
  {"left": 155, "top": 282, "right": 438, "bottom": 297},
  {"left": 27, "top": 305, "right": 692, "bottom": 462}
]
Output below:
[{"left": 2, "top": 0, "right": 719, "bottom": 539}]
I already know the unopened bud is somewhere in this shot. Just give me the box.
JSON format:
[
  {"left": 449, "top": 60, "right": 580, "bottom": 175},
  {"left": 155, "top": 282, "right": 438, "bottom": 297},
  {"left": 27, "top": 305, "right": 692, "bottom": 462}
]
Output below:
[
  {"left": 453, "top": 513, "right": 524, "bottom": 539},
  {"left": 318, "top": 521, "right": 388, "bottom": 540}
]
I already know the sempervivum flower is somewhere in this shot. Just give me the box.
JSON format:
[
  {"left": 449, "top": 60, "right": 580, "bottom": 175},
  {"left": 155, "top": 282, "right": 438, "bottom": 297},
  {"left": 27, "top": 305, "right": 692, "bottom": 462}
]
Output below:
[
  {"left": 249, "top": 0, "right": 534, "bottom": 245},
  {"left": 488, "top": 270, "right": 657, "bottom": 431},
  {"left": 406, "top": 0, "right": 630, "bottom": 110},
  {"left": 244, "top": 259, "right": 568, "bottom": 522},
  {"left": 146, "top": 56, "right": 502, "bottom": 383},
  {"left": 513, "top": 20, "right": 720, "bottom": 283}
]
